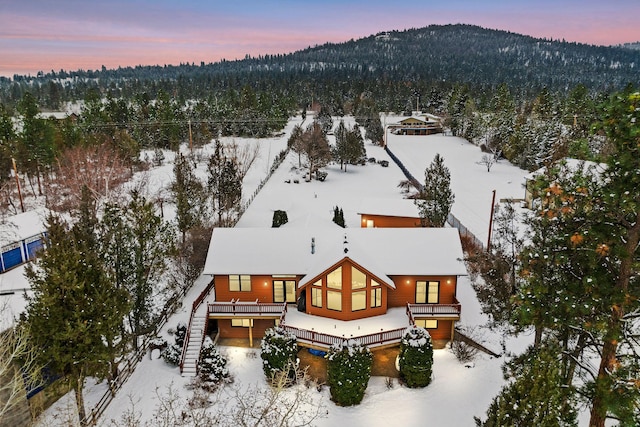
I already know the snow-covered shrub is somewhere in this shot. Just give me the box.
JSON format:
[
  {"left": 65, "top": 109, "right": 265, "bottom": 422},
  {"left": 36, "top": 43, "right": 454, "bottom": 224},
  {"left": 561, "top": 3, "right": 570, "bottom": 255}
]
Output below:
[
  {"left": 197, "top": 337, "right": 230, "bottom": 391},
  {"left": 161, "top": 322, "right": 188, "bottom": 366},
  {"left": 260, "top": 327, "right": 298, "bottom": 385},
  {"left": 272, "top": 210, "right": 288, "bottom": 228},
  {"left": 161, "top": 343, "right": 182, "bottom": 366},
  {"left": 450, "top": 338, "right": 479, "bottom": 364},
  {"left": 326, "top": 339, "right": 372, "bottom": 406},
  {"left": 399, "top": 326, "right": 434, "bottom": 388},
  {"left": 175, "top": 322, "right": 187, "bottom": 347}
]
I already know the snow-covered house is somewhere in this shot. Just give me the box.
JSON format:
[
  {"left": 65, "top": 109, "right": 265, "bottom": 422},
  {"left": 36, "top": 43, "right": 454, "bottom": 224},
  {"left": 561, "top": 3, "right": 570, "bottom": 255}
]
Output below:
[
  {"left": 357, "top": 198, "right": 421, "bottom": 228},
  {"left": 200, "top": 228, "right": 466, "bottom": 350},
  {"left": 389, "top": 114, "right": 442, "bottom": 136}
]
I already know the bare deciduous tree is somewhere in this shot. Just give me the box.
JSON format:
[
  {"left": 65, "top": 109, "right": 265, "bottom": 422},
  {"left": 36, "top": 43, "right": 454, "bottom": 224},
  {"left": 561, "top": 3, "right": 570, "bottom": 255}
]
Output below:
[
  {"left": 0, "top": 321, "right": 42, "bottom": 422},
  {"left": 109, "top": 363, "right": 325, "bottom": 427},
  {"left": 45, "top": 144, "right": 132, "bottom": 212},
  {"left": 225, "top": 140, "right": 260, "bottom": 182}
]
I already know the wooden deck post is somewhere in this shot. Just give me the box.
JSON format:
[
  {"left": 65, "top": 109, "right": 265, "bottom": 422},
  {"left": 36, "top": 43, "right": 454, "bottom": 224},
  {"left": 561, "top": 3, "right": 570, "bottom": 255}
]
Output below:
[{"left": 248, "top": 323, "right": 253, "bottom": 347}]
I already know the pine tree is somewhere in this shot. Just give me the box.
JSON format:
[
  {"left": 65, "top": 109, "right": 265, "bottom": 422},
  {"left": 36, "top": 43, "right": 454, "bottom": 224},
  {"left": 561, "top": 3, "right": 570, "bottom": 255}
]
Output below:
[
  {"left": 172, "top": 153, "right": 204, "bottom": 242},
  {"left": 415, "top": 153, "right": 454, "bottom": 227},
  {"left": 476, "top": 342, "right": 577, "bottom": 427},
  {"left": 316, "top": 105, "right": 333, "bottom": 134},
  {"left": 344, "top": 125, "right": 366, "bottom": 171},
  {"left": 100, "top": 191, "right": 176, "bottom": 350},
  {"left": 208, "top": 140, "right": 242, "bottom": 226},
  {"left": 24, "top": 212, "right": 129, "bottom": 427},
  {"left": 333, "top": 120, "right": 348, "bottom": 170},
  {"left": 512, "top": 88, "right": 640, "bottom": 426},
  {"left": 364, "top": 113, "right": 383, "bottom": 145}
]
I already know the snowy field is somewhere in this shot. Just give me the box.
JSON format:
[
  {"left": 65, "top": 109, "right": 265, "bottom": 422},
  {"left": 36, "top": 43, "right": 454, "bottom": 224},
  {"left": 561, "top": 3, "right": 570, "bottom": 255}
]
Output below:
[{"left": 28, "top": 114, "right": 587, "bottom": 426}]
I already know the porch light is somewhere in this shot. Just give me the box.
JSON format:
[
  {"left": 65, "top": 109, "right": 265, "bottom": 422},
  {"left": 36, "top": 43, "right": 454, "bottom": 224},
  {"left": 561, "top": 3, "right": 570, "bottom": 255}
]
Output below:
[{"left": 447, "top": 279, "right": 452, "bottom": 284}]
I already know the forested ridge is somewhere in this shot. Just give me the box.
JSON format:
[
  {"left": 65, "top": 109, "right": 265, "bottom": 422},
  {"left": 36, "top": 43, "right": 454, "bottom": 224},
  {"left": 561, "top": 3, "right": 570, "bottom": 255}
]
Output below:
[{"left": 2, "top": 24, "right": 639, "bottom": 111}]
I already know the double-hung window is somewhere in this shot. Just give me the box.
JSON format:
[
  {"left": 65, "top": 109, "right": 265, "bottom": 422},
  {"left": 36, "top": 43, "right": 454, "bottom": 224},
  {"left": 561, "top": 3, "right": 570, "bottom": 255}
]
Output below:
[
  {"left": 416, "top": 281, "right": 439, "bottom": 303},
  {"left": 229, "top": 275, "right": 251, "bottom": 292}
]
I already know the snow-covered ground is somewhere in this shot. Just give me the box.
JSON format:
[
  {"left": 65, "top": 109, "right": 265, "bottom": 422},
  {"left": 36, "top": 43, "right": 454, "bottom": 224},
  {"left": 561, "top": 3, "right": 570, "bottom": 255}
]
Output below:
[{"left": 30, "top": 115, "right": 564, "bottom": 426}]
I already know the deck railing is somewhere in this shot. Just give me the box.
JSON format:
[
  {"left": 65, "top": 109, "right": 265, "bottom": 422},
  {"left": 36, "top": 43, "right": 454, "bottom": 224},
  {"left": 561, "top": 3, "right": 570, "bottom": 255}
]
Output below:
[
  {"left": 280, "top": 324, "right": 406, "bottom": 349},
  {"left": 407, "top": 300, "right": 461, "bottom": 317},
  {"left": 208, "top": 301, "right": 286, "bottom": 316}
]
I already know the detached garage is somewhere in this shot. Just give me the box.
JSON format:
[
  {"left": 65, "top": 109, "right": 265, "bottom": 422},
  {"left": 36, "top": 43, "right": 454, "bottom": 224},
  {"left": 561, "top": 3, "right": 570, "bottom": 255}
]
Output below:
[{"left": 0, "top": 209, "right": 48, "bottom": 273}]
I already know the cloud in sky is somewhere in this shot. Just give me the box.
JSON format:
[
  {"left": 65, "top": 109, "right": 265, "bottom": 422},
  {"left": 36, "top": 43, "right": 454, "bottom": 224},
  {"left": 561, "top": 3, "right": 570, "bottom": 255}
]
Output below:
[{"left": 1, "top": 0, "right": 638, "bottom": 76}]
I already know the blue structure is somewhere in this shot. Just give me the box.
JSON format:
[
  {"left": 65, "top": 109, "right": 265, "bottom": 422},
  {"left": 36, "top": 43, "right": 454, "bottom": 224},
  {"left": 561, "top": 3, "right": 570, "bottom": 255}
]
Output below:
[
  {"left": 0, "top": 233, "right": 46, "bottom": 272},
  {"left": 0, "top": 210, "right": 48, "bottom": 273}
]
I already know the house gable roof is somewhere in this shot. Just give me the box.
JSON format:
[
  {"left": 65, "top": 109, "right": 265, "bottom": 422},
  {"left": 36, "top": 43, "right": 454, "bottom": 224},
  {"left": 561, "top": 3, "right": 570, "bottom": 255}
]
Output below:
[
  {"left": 298, "top": 254, "right": 396, "bottom": 290},
  {"left": 203, "top": 228, "right": 467, "bottom": 278}
]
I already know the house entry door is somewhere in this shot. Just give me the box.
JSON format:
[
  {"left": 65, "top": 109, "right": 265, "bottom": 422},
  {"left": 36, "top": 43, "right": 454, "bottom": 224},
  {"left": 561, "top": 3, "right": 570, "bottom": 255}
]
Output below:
[{"left": 273, "top": 280, "right": 296, "bottom": 303}]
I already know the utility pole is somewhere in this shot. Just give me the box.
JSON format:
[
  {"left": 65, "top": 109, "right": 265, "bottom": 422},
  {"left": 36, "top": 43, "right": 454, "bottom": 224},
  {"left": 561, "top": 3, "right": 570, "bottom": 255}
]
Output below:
[
  {"left": 188, "top": 119, "right": 193, "bottom": 152},
  {"left": 12, "top": 158, "right": 25, "bottom": 213},
  {"left": 487, "top": 189, "right": 496, "bottom": 250}
]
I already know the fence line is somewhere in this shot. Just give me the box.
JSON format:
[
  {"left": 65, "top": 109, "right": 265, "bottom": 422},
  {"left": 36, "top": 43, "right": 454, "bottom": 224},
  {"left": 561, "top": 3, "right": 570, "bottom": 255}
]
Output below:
[
  {"left": 384, "top": 146, "right": 485, "bottom": 250},
  {"left": 234, "top": 147, "right": 289, "bottom": 225},
  {"left": 83, "top": 280, "right": 192, "bottom": 426}
]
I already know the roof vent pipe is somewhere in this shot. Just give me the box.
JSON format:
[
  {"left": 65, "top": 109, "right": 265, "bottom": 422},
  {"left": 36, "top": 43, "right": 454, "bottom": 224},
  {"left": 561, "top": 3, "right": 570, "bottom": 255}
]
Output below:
[
  {"left": 343, "top": 234, "right": 349, "bottom": 254},
  {"left": 311, "top": 237, "right": 315, "bottom": 254}
]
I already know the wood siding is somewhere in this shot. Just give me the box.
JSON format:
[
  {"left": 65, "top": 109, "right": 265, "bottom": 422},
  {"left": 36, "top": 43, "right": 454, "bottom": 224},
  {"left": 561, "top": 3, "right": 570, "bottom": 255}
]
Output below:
[
  {"left": 303, "top": 259, "right": 389, "bottom": 321},
  {"left": 387, "top": 275, "right": 458, "bottom": 307},
  {"left": 214, "top": 274, "right": 304, "bottom": 303},
  {"left": 359, "top": 214, "right": 422, "bottom": 228},
  {"left": 218, "top": 318, "right": 276, "bottom": 339},
  {"left": 426, "top": 320, "right": 453, "bottom": 341}
]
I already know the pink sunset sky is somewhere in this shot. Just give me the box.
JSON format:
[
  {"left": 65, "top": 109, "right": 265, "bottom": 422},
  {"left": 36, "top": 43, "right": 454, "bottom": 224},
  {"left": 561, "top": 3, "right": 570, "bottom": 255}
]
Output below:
[{"left": 1, "top": 0, "right": 639, "bottom": 78}]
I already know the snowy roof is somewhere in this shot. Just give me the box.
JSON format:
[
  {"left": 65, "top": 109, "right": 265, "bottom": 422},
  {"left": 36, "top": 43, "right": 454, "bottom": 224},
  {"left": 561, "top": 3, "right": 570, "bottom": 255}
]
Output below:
[
  {"left": 0, "top": 209, "right": 49, "bottom": 246},
  {"left": 203, "top": 227, "right": 467, "bottom": 279},
  {"left": 357, "top": 197, "right": 419, "bottom": 218}
]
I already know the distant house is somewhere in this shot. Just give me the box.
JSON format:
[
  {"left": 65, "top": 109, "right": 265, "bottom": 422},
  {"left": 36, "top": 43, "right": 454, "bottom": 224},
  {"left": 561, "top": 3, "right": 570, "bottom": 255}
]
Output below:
[
  {"left": 357, "top": 198, "right": 421, "bottom": 228},
  {"left": 200, "top": 228, "right": 466, "bottom": 349},
  {"left": 0, "top": 209, "right": 48, "bottom": 273},
  {"left": 389, "top": 114, "right": 443, "bottom": 136},
  {"left": 523, "top": 158, "right": 605, "bottom": 209}
]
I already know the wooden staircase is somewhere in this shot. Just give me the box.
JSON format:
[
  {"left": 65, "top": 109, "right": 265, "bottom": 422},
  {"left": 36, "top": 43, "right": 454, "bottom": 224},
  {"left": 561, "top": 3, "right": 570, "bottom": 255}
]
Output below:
[{"left": 180, "top": 278, "right": 215, "bottom": 377}]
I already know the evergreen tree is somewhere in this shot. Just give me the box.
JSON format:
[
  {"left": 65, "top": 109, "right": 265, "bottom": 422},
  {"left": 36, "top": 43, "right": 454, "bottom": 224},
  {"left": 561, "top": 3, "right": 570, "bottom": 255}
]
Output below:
[
  {"left": 198, "top": 337, "right": 230, "bottom": 391},
  {"left": 332, "top": 120, "right": 348, "bottom": 170},
  {"left": 327, "top": 340, "right": 372, "bottom": 406},
  {"left": 24, "top": 212, "right": 129, "bottom": 427},
  {"left": 513, "top": 88, "right": 640, "bottom": 425},
  {"left": 271, "top": 210, "right": 288, "bottom": 228},
  {"left": 585, "top": 88, "right": 640, "bottom": 427},
  {"left": 16, "top": 91, "right": 55, "bottom": 195},
  {"left": 260, "top": 327, "right": 298, "bottom": 385},
  {"left": 207, "top": 140, "right": 242, "bottom": 226},
  {"left": 344, "top": 125, "right": 366, "bottom": 171},
  {"left": 399, "top": 326, "right": 434, "bottom": 388},
  {"left": 332, "top": 206, "right": 345, "bottom": 228},
  {"left": 476, "top": 342, "right": 577, "bottom": 427},
  {"left": 315, "top": 105, "right": 333, "bottom": 134},
  {"left": 364, "top": 113, "right": 383, "bottom": 145},
  {"left": 415, "top": 154, "right": 454, "bottom": 227},
  {"left": 99, "top": 191, "right": 176, "bottom": 350},
  {"left": 0, "top": 103, "right": 16, "bottom": 181},
  {"left": 172, "top": 153, "right": 205, "bottom": 242}
]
